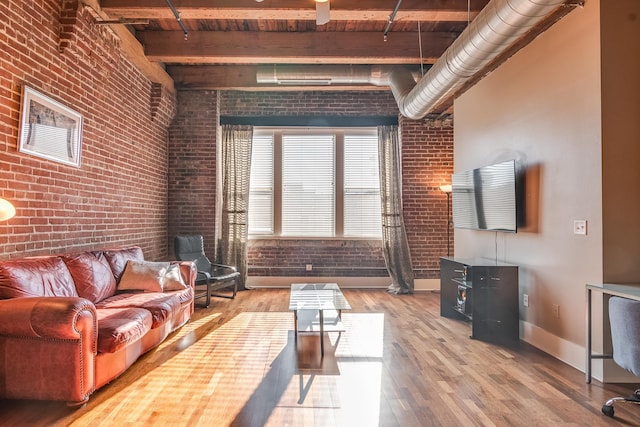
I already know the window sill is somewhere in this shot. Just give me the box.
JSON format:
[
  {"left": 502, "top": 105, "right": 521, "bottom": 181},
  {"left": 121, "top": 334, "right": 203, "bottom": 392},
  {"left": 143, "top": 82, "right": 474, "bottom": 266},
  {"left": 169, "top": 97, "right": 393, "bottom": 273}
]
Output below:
[{"left": 248, "top": 236, "right": 382, "bottom": 242}]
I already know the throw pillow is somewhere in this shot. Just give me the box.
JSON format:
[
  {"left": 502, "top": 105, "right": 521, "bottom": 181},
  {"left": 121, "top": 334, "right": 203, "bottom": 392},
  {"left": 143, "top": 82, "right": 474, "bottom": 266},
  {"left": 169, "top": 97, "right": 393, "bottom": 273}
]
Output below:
[
  {"left": 102, "top": 247, "right": 145, "bottom": 283},
  {"left": 117, "top": 260, "right": 169, "bottom": 293},
  {"left": 163, "top": 263, "right": 188, "bottom": 291}
]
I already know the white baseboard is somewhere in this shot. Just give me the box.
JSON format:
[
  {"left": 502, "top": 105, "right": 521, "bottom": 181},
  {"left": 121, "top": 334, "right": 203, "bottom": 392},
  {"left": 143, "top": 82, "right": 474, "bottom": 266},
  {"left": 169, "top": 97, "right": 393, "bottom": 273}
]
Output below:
[
  {"left": 415, "top": 278, "right": 440, "bottom": 292},
  {"left": 521, "top": 320, "right": 585, "bottom": 373},
  {"left": 521, "top": 320, "right": 639, "bottom": 383},
  {"left": 246, "top": 276, "right": 441, "bottom": 291},
  {"left": 246, "top": 276, "right": 390, "bottom": 288}
]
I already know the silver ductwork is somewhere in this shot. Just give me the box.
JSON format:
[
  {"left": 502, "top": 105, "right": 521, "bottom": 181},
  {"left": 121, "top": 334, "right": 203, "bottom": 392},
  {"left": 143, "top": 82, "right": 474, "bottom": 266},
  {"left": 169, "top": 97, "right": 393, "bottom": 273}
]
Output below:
[
  {"left": 257, "top": 64, "right": 402, "bottom": 86},
  {"left": 257, "top": 0, "right": 570, "bottom": 120}
]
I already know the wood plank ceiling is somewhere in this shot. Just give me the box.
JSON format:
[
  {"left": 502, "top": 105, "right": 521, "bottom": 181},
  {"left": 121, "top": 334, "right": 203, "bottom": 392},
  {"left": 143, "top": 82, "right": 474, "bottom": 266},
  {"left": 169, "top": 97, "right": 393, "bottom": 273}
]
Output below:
[{"left": 97, "top": 0, "right": 491, "bottom": 91}]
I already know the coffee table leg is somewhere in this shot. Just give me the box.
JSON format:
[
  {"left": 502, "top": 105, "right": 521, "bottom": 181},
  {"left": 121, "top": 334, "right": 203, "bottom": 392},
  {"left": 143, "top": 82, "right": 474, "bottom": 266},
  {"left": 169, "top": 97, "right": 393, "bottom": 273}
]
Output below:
[{"left": 319, "top": 310, "right": 324, "bottom": 357}]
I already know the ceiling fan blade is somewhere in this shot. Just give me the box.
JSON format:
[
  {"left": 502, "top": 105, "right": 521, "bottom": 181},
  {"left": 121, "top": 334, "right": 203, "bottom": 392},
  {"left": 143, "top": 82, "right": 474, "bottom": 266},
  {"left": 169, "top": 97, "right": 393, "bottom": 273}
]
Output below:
[{"left": 316, "top": 1, "right": 330, "bottom": 25}]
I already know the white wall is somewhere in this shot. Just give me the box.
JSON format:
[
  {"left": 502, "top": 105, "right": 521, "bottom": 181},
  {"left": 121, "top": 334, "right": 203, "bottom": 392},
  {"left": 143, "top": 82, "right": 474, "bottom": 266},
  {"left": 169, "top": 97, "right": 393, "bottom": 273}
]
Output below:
[{"left": 453, "top": 0, "right": 603, "bottom": 373}]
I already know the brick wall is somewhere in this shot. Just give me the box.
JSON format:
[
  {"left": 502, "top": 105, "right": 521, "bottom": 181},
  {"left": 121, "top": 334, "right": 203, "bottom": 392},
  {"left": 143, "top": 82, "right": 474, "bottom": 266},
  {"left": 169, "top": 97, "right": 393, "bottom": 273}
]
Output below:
[
  {"left": 0, "top": 0, "right": 176, "bottom": 260},
  {"left": 220, "top": 91, "right": 399, "bottom": 116},
  {"left": 168, "top": 91, "right": 453, "bottom": 279},
  {"left": 167, "top": 91, "right": 219, "bottom": 257},
  {"left": 400, "top": 116, "right": 454, "bottom": 278},
  {"left": 1, "top": 2, "right": 453, "bottom": 275}
]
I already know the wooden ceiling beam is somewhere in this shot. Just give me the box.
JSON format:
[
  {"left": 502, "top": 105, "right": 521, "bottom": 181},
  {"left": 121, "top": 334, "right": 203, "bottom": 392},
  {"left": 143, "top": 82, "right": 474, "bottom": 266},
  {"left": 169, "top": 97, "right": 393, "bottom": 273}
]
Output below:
[
  {"left": 141, "top": 31, "right": 457, "bottom": 64},
  {"left": 82, "top": 0, "right": 175, "bottom": 93},
  {"left": 101, "top": 0, "right": 488, "bottom": 21},
  {"left": 168, "top": 65, "right": 261, "bottom": 90}
]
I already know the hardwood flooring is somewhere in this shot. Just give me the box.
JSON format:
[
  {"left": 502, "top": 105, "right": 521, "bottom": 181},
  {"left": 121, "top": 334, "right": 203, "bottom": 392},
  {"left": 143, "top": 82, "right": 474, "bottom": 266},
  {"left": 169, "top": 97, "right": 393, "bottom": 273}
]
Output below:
[{"left": 1, "top": 289, "right": 638, "bottom": 426}]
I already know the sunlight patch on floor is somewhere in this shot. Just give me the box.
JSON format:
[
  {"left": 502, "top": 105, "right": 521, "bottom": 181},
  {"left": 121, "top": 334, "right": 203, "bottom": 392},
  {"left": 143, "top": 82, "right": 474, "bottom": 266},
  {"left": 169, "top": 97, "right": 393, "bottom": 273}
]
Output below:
[{"left": 67, "top": 311, "right": 385, "bottom": 426}]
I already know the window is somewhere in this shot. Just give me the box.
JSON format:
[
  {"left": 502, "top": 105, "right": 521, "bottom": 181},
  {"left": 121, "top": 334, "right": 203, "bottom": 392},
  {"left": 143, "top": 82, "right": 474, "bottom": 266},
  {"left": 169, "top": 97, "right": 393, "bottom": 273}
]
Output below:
[
  {"left": 249, "top": 127, "right": 382, "bottom": 238},
  {"left": 282, "top": 134, "right": 335, "bottom": 236},
  {"left": 343, "top": 133, "right": 382, "bottom": 236},
  {"left": 248, "top": 134, "right": 274, "bottom": 234}
]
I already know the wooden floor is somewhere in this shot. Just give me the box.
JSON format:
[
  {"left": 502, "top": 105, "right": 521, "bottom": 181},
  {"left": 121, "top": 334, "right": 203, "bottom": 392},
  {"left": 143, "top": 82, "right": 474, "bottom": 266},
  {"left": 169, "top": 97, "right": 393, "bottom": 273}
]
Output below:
[{"left": 1, "top": 289, "right": 639, "bottom": 426}]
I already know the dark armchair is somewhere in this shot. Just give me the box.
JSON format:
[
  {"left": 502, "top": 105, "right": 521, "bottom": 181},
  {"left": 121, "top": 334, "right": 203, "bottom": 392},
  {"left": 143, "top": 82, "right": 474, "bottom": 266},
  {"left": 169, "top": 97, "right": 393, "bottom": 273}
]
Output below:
[
  {"left": 601, "top": 296, "right": 640, "bottom": 417},
  {"left": 174, "top": 235, "right": 240, "bottom": 307}
]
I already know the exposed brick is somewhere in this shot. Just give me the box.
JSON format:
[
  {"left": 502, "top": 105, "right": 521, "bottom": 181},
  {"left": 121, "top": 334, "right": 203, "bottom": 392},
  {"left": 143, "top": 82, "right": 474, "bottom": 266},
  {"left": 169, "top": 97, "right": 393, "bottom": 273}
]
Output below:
[
  {"left": 3, "top": 1, "right": 454, "bottom": 278},
  {"left": 0, "top": 0, "right": 177, "bottom": 260},
  {"left": 168, "top": 91, "right": 453, "bottom": 279}
]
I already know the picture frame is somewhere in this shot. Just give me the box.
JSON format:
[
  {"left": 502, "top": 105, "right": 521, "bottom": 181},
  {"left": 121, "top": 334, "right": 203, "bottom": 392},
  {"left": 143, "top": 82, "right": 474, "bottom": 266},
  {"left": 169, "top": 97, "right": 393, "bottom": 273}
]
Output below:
[{"left": 18, "top": 86, "right": 83, "bottom": 168}]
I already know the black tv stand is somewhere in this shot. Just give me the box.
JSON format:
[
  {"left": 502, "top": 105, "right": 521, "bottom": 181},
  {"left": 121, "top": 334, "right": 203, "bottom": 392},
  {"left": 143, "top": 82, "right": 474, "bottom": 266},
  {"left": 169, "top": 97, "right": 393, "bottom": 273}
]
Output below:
[{"left": 440, "top": 257, "right": 519, "bottom": 345}]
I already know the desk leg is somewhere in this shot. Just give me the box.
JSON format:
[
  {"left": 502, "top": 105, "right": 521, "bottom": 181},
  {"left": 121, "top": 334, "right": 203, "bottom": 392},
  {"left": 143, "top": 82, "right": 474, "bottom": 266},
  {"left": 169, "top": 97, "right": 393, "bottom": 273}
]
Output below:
[
  {"left": 586, "top": 287, "right": 592, "bottom": 384},
  {"left": 319, "top": 310, "right": 324, "bottom": 357}
]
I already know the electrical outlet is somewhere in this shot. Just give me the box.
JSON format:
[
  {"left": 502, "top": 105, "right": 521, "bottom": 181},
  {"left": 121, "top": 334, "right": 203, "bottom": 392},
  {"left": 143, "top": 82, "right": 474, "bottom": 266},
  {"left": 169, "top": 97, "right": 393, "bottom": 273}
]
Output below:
[
  {"left": 553, "top": 304, "right": 559, "bottom": 318},
  {"left": 305, "top": 264, "right": 313, "bottom": 271},
  {"left": 523, "top": 294, "right": 529, "bottom": 307}
]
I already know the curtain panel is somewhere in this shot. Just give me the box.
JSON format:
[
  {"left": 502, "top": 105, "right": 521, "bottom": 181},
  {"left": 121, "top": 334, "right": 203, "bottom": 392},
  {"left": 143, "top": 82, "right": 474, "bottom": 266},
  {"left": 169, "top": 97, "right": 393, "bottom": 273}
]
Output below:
[
  {"left": 378, "top": 125, "right": 415, "bottom": 294},
  {"left": 216, "top": 124, "right": 253, "bottom": 290}
]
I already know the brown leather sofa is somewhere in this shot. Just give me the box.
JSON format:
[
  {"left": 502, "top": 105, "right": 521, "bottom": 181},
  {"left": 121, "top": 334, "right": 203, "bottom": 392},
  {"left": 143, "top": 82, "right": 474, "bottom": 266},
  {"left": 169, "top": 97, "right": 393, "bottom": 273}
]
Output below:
[{"left": 0, "top": 246, "right": 196, "bottom": 406}]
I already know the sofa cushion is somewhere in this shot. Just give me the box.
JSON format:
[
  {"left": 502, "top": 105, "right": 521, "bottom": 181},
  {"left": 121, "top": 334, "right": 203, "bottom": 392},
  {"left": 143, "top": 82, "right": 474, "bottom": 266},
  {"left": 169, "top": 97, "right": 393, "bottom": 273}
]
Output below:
[
  {"left": 96, "top": 307, "right": 153, "bottom": 353},
  {"left": 62, "top": 252, "right": 117, "bottom": 303},
  {"left": 101, "top": 247, "right": 144, "bottom": 283},
  {"left": 0, "top": 256, "right": 78, "bottom": 299},
  {"left": 117, "top": 261, "right": 188, "bottom": 293},
  {"left": 97, "top": 291, "right": 189, "bottom": 329}
]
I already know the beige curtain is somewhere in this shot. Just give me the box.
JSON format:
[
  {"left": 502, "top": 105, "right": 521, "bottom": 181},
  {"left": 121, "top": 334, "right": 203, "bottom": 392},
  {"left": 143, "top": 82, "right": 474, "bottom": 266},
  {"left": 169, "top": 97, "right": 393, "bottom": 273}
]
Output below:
[
  {"left": 216, "top": 124, "right": 253, "bottom": 290},
  {"left": 378, "top": 125, "right": 415, "bottom": 294}
]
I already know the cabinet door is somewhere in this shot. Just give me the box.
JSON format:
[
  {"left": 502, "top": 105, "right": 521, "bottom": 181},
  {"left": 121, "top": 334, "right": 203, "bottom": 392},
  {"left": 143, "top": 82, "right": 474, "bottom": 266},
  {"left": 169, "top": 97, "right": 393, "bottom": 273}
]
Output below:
[{"left": 471, "top": 267, "right": 519, "bottom": 344}]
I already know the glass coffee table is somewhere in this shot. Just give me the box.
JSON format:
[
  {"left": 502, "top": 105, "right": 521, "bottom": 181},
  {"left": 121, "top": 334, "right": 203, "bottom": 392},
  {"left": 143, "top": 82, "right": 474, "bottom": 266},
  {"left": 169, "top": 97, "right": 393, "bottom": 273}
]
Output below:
[{"left": 289, "top": 283, "right": 351, "bottom": 357}]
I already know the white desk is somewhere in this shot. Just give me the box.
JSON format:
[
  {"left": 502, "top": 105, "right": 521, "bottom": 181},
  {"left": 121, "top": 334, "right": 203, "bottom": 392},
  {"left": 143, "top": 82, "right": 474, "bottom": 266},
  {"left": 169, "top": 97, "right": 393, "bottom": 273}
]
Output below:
[{"left": 585, "top": 283, "right": 640, "bottom": 383}]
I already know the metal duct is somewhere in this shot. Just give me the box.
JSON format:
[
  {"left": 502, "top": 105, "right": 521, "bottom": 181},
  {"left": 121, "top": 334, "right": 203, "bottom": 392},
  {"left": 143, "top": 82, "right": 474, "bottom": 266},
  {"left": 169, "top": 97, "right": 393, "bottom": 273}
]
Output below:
[
  {"left": 256, "top": 64, "right": 392, "bottom": 86},
  {"left": 397, "top": 0, "right": 568, "bottom": 119},
  {"left": 257, "top": 0, "right": 570, "bottom": 120}
]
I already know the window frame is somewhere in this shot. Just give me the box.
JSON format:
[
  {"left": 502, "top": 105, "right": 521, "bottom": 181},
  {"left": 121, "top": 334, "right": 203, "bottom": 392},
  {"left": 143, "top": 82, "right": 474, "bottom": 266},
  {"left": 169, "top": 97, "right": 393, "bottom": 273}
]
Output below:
[{"left": 249, "top": 126, "right": 382, "bottom": 240}]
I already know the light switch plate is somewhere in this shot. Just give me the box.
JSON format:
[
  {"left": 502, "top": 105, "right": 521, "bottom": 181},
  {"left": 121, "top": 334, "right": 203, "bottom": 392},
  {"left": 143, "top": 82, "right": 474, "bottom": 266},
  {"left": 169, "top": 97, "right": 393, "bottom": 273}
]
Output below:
[{"left": 573, "top": 220, "right": 587, "bottom": 235}]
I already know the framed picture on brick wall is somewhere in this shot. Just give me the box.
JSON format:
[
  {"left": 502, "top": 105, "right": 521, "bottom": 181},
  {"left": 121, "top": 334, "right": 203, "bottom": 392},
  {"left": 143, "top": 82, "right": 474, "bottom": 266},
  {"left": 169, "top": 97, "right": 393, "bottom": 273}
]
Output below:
[{"left": 18, "top": 86, "right": 83, "bottom": 168}]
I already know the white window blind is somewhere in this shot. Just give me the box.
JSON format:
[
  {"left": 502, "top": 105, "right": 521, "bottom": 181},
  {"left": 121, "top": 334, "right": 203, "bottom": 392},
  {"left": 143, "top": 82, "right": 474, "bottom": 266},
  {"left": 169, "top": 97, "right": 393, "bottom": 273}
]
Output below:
[
  {"left": 282, "top": 134, "right": 335, "bottom": 237},
  {"left": 344, "top": 133, "right": 382, "bottom": 237},
  {"left": 248, "top": 127, "right": 382, "bottom": 239},
  {"left": 248, "top": 134, "right": 274, "bottom": 234}
]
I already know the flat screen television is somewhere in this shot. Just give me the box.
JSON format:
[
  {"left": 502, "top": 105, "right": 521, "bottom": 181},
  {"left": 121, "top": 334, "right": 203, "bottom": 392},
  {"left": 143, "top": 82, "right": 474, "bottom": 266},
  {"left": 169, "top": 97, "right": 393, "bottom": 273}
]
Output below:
[{"left": 451, "top": 160, "right": 518, "bottom": 232}]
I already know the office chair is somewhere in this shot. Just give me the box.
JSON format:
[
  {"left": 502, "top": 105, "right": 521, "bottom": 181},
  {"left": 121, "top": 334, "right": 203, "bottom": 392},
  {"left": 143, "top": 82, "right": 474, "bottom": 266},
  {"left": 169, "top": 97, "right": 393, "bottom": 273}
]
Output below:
[
  {"left": 602, "top": 296, "right": 640, "bottom": 417},
  {"left": 174, "top": 235, "right": 240, "bottom": 307}
]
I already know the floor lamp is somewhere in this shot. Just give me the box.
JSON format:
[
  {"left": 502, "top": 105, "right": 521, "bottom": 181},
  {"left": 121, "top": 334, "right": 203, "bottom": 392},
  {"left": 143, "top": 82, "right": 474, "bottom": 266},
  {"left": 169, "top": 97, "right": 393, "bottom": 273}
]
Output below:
[{"left": 439, "top": 185, "right": 452, "bottom": 257}]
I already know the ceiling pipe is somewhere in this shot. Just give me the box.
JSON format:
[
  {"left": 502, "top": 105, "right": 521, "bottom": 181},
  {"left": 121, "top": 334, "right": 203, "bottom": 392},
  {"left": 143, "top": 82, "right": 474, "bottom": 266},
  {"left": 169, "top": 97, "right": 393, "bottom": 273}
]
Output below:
[
  {"left": 257, "top": 0, "right": 572, "bottom": 120},
  {"left": 164, "top": 0, "right": 188, "bottom": 40},
  {"left": 383, "top": 0, "right": 403, "bottom": 42},
  {"left": 397, "top": 0, "right": 569, "bottom": 119}
]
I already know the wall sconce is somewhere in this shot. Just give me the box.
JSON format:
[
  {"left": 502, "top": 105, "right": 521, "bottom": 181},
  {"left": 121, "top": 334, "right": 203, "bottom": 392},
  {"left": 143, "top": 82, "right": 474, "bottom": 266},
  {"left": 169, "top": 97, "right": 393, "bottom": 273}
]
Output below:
[
  {"left": 0, "top": 198, "right": 16, "bottom": 222},
  {"left": 439, "top": 185, "right": 452, "bottom": 256}
]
